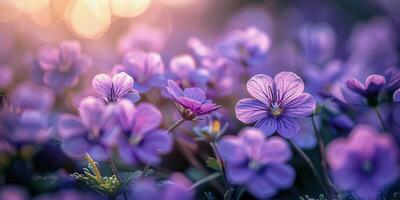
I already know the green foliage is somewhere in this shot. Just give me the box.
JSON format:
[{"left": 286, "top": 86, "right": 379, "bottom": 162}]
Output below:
[
  {"left": 72, "top": 161, "right": 122, "bottom": 197},
  {"left": 206, "top": 157, "right": 221, "bottom": 171}
]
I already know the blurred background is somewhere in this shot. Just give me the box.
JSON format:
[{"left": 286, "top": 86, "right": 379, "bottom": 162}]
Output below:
[{"left": 1, "top": 0, "right": 400, "bottom": 199}]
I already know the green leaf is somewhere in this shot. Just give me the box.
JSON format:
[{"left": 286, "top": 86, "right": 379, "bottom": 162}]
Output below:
[{"left": 206, "top": 157, "right": 221, "bottom": 171}]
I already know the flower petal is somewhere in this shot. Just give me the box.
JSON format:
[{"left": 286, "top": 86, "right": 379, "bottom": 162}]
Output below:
[
  {"left": 61, "top": 137, "right": 89, "bottom": 159},
  {"left": 112, "top": 72, "right": 134, "bottom": 98},
  {"left": 255, "top": 117, "right": 277, "bottom": 137},
  {"left": 246, "top": 74, "right": 274, "bottom": 104},
  {"left": 246, "top": 176, "right": 277, "bottom": 199},
  {"left": 92, "top": 74, "right": 112, "bottom": 98},
  {"left": 166, "top": 79, "right": 183, "bottom": 99},
  {"left": 132, "top": 103, "right": 162, "bottom": 135},
  {"left": 365, "top": 74, "right": 386, "bottom": 94},
  {"left": 116, "top": 100, "right": 135, "bottom": 131},
  {"left": 259, "top": 136, "right": 292, "bottom": 163},
  {"left": 274, "top": 71, "right": 305, "bottom": 103},
  {"left": 284, "top": 93, "right": 316, "bottom": 117},
  {"left": 276, "top": 116, "right": 299, "bottom": 138},
  {"left": 218, "top": 136, "right": 247, "bottom": 164},
  {"left": 263, "top": 164, "right": 295, "bottom": 188},
  {"left": 58, "top": 114, "right": 85, "bottom": 139},
  {"left": 238, "top": 128, "right": 265, "bottom": 152},
  {"left": 170, "top": 54, "right": 196, "bottom": 78},
  {"left": 235, "top": 98, "right": 268, "bottom": 124},
  {"left": 393, "top": 88, "right": 400, "bottom": 102},
  {"left": 59, "top": 41, "right": 81, "bottom": 63},
  {"left": 183, "top": 87, "right": 206, "bottom": 102},
  {"left": 142, "top": 129, "right": 172, "bottom": 154},
  {"left": 346, "top": 78, "right": 365, "bottom": 95},
  {"left": 78, "top": 97, "right": 106, "bottom": 129},
  {"left": 226, "top": 165, "right": 254, "bottom": 184}
]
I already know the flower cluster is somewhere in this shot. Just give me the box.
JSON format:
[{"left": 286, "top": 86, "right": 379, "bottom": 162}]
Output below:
[{"left": 2, "top": 2, "right": 400, "bottom": 200}]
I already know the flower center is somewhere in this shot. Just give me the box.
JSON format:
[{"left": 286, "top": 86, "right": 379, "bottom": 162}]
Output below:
[
  {"left": 362, "top": 160, "right": 373, "bottom": 173},
  {"left": 130, "top": 135, "right": 143, "bottom": 145},
  {"left": 249, "top": 160, "right": 262, "bottom": 171},
  {"left": 270, "top": 103, "right": 282, "bottom": 117}
]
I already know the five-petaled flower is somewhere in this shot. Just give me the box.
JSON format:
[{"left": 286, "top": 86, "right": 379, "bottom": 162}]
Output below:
[
  {"left": 92, "top": 72, "right": 140, "bottom": 104},
  {"left": 115, "top": 100, "right": 172, "bottom": 165},
  {"left": 327, "top": 125, "right": 399, "bottom": 200},
  {"left": 38, "top": 41, "right": 92, "bottom": 90},
  {"left": 166, "top": 79, "right": 220, "bottom": 120},
  {"left": 218, "top": 128, "right": 295, "bottom": 199},
  {"left": 58, "top": 97, "right": 119, "bottom": 161},
  {"left": 235, "top": 72, "right": 316, "bottom": 138}
]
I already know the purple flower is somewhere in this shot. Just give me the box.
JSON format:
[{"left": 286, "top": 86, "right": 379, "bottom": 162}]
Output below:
[
  {"left": 394, "top": 88, "right": 400, "bottom": 102},
  {"left": 11, "top": 83, "right": 55, "bottom": 113},
  {"left": 0, "top": 109, "right": 51, "bottom": 144},
  {"left": 34, "top": 189, "right": 101, "bottom": 200},
  {"left": 346, "top": 74, "right": 386, "bottom": 98},
  {"left": 0, "top": 65, "right": 14, "bottom": 89},
  {"left": 115, "top": 100, "right": 172, "bottom": 165},
  {"left": 113, "top": 51, "right": 165, "bottom": 93},
  {"left": 218, "top": 26, "right": 270, "bottom": 67},
  {"left": 235, "top": 72, "right": 316, "bottom": 138},
  {"left": 38, "top": 41, "right": 92, "bottom": 89},
  {"left": 129, "top": 173, "right": 194, "bottom": 200},
  {"left": 168, "top": 54, "right": 209, "bottom": 89},
  {"left": 0, "top": 186, "right": 28, "bottom": 200},
  {"left": 327, "top": 125, "right": 399, "bottom": 200},
  {"left": 117, "top": 24, "right": 166, "bottom": 53},
  {"left": 92, "top": 72, "right": 140, "bottom": 104},
  {"left": 218, "top": 128, "right": 295, "bottom": 199},
  {"left": 166, "top": 79, "right": 220, "bottom": 120},
  {"left": 58, "top": 97, "right": 119, "bottom": 161},
  {"left": 297, "top": 23, "right": 336, "bottom": 64}
]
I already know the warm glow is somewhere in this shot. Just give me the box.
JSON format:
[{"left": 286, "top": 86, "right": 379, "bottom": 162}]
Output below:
[
  {"left": 156, "top": 0, "right": 198, "bottom": 7},
  {"left": 0, "top": 1, "right": 20, "bottom": 22},
  {"left": 65, "top": 0, "right": 111, "bottom": 39},
  {"left": 110, "top": 0, "right": 151, "bottom": 18},
  {"left": 13, "top": 0, "right": 50, "bottom": 15}
]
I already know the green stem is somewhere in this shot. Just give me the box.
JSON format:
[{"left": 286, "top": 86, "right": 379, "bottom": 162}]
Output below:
[
  {"left": 288, "top": 140, "right": 329, "bottom": 196},
  {"left": 107, "top": 157, "right": 127, "bottom": 200},
  {"left": 210, "top": 142, "right": 232, "bottom": 195},
  {"left": 189, "top": 172, "right": 221, "bottom": 190},
  {"left": 167, "top": 118, "right": 186, "bottom": 134},
  {"left": 84, "top": 153, "right": 103, "bottom": 183},
  {"left": 311, "top": 115, "right": 338, "bottom": 198},
  {"left": 373, "top": 106, "right": 388, "bottom": 132}
]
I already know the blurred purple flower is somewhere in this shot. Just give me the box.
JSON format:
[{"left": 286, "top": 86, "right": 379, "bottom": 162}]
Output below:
[
  {"left": 394, "top": 88, "right": 400, "bottom": 102},
  {"left": 92, "top": 72, "right": 140, "bottom": 104},
  {"left": 346, "top": 74, "right": 386, "bottom": 98},
  {"left": 58, "top": 97, "right": 119, "bottom": 161},
  {"left": 113, "top": 51, "right": 165, "bottom": 93},
  {"left": 115, "top": 100, "right": 172, "bottom": 165},
  {"left": 129, "top": 173, "right": 194, "bottom": 200},
  {"left": 291, "top": 117, "right": 317, "bottom": 149},
  {"left": 218, "top": 26, "right": 270, "bottom": 67},
  {"left": 235, "top": 72, "right": 316, "bottom": 138},
  {"left": 297, "top": 23, "right": 336, "bottom": 64},
  {"left": 0, "top": 109, "right": 51, "bottom": 144},
  {"left": 218, "top": 128, "right": 295, "bottom": 199},
  {"left": 0, "top": 186, "right": 28, "bottom": 200},
  {"left": 11, "top": 83, "right": 55, "bottom": 113},
  {"left": 168, "top": 54, "right": 209, "bottom": 89},
  {"left": 348, "top": 18, "right": 398, "bottom": 71},
  {"left": 327, "top": 125, "right": 399, "bottom": 200},
  {"left": 38, "top": 41, "right": 92, "bottom": 90},
  {"left": 166, "top": 79, "right": 220, "bottom": 120},
  {"left": 35, "top": 189, "right": 102, "bottom": 200},
  {"left": 117, "top": 24, "right": 167, "bottom": 54},
  {"left": 0, "top": 65, "right": 14, "bottom": 89}
]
